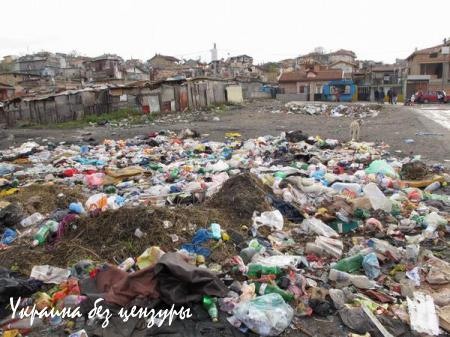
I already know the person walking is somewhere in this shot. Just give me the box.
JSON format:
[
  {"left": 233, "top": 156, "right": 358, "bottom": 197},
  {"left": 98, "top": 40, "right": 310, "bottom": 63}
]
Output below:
[
  {"left": 374, "top": 88, "right": 379, "bottom": 103},
  {"left": 379, "top": 88, "right": 385, "bottom": 104},
  {"left": 392, "top": 88, "right": 398, "bottom": 104},
  {"left": 387, "top": 88, "right": 393, "bottom": 104}
]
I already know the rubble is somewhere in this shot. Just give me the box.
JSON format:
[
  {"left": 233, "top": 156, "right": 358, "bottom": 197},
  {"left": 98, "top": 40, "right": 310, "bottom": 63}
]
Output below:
[{"left": 0, "top": 128, "right": 449, "bottom": 337}]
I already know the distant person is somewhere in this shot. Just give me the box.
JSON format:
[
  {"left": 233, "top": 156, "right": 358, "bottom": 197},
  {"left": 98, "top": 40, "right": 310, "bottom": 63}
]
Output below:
[
  {"left": 379, "top": 88, "right": 385, "bottom": 104},
  {"left": 335, "top": 89, "right": 341, "bottom": 102},
  {"left": 387, "top": 88, "right": 393, "bottom": 104},
  {"left": 438, "top": 90, "right": 447, "bottom": 103},
  {"left": 374, "top": 89, "right": 379, "bottom": 102},
  {"left": 392, "top": 89, "right": 398, "bottom": 104}
]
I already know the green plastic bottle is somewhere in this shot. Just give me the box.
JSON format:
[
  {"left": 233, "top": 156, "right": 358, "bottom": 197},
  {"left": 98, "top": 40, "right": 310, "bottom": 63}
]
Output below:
[
  {"left": 274, "top": 171, "right": 287, "bottom": 179},
  {"left": 246, "top": 264, "right": 283, "bottom": 278},
  {"left": 354, "top": 208, "right": 370, "bottom": 219},
  {"left": 11, "top": 179, "right": 19, "bottom": 188},
  {"left": 149, "top": 163, "right": 161, "bottom": 171},
  {"left": 333, "top": 254, "right": 364, "bottom": 273},
  {"left": 32, "top": 220, "right": 59, "bottom": 247},
  {"left": 170, "top": 168, "right": 180, "bottom": 179},
  {"left": 202, "top": 296, "right": 218, "bottom": 322},
  {"left": 104, "top": 185, "right": 117, "bottom": 194},
  {"left": 253, "top": 282, "right": 294, "bottom": 302}
]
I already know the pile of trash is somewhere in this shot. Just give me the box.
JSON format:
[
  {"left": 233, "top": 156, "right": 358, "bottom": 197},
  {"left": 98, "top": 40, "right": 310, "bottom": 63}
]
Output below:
[
  {"left": 0, "top": 129, "right": 449, "bottom": 337},
  {"left": 285, "top": 102, "right": 382, "bottom": 118}
]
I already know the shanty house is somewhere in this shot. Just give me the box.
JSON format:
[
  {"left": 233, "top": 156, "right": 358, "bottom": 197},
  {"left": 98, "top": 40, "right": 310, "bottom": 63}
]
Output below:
[
  {"left": 0, "top": 82, "right": 15, "bottom": 101},
  {"left": 84, "top": 55, "right": 124, "bottom": 82},
  {"left": 148, "top": 54, "right": 180, "bottom": 68}
]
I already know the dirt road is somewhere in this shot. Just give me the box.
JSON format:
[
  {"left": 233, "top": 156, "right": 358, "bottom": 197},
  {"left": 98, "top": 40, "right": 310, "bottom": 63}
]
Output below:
[{"left": 1, "top": 100, "right": 450, "bottom": 167}]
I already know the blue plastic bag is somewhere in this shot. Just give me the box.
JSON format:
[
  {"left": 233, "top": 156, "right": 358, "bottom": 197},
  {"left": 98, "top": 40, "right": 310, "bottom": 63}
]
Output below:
[
  {"left": 1, "top": 228, "right": 17, "bottom": 245},
  {"left": 362, "top": 253, "right": 380, "bottom": 279}
]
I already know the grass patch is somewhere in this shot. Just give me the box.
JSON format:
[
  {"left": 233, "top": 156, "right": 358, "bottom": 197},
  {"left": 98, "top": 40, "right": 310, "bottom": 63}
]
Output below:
[{"left": 19, "top": 108, "right": 148, "bottom": 129}]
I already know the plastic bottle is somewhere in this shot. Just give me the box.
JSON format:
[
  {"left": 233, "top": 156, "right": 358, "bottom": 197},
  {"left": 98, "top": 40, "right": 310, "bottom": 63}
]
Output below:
[
  {"left": 329, "top": 269, "right": 376, "bottom": 289},
  {"left": 305, "top": 242, "right": 328, "bottom": 257},
  {"left": 117, "top": 181, "right": 134, "bottom": 189},
  {"left": 32, "top": 220, "right": 59, "bottom": 246},
  {"left": 20, "top": 212, "right": 45, "bottom": 227},
  {"left": 246, "top": 264, "right": 283, "bottom": 278},
  {"left": 368, "top": 238, "right": 401, "bottom": 261},
  {"left": 253, "top": 282, "right": 294, "bottom": 302},
  {"left": 329, "top": 269, "right": 351, "bottom": 283},
  {"left": 104, "top": 185, "right": 117, "bottom": 194},
  {"left": 170, "top": 168, "right": 180, "bottom": 179},
  {"left": 424, "top": 181, "right": 441, "bottom": 193},
  {"left": 202, "top": 296, "right": 218, "bottom": 322},
  {"left": 332, "top": 254, "right": 364, "bottom": 273},
  {"left": 350, "top": 275, "right": 377, "bottom": 289},
  {"left": 240, "top": 247, "right": 257, "bottom": 264},
  {"left": 210, "top": 223, "right": 221, "bottom": 240},
  {"left": 118, "top": 257, "right": 135, "bottom": 271}
]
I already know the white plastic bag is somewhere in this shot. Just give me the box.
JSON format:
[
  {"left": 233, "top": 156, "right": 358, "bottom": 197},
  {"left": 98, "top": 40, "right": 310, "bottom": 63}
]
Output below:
[
  {"left": 251, "top": 255, "right": 302, "bottom": 268},
  {"left": 301, "top": 217, "right": 339, "bottom": 238},
  {"left": 30, "top": 265, "right": 70, "bottom": 284},
  {"left": 253, "top": 210, "right": 284, "bottom": 231},
  {"left": 229, "top": 293, "right": 293, "bottom": 336},
  {"left": 363, "top": 183, "right": 392, "bottom": 212}
]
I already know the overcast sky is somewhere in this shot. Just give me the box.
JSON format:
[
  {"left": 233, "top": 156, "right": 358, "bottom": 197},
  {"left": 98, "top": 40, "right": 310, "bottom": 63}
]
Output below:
[{"left": 1, "top": 0, "right": 449, "bottom": 64}]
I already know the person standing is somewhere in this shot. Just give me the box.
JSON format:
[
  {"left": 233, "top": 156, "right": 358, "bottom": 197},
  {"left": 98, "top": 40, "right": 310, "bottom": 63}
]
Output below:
[
  {"left": 374, "top": 88, "right": 379, "bottom": 103},
  {"left": 379, "top": 88, "right": 385, "bottom": 104},
  {"left": 387, "top": 88, "right": 393, "bottom": 104},
  {"left": 335, "top": 89, "right": 341, "bottom": 102}
]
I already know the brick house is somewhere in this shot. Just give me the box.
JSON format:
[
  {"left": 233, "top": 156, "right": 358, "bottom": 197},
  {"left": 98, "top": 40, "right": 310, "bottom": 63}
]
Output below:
[{"left": 406, "top": 39, "right": 450, "bottom": 96}]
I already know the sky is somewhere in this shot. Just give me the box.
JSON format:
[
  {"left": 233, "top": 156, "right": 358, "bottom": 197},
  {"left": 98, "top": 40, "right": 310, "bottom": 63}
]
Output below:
[{"left": 1, "top": 0, "right": 449, "bottom": 64}]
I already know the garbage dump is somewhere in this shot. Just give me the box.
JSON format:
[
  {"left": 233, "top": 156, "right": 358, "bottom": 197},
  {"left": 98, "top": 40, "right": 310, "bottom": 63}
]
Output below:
[
  {"left": 0, "top": 130, "right": 449, "bottom": 337},
  {"left": 285, "top": 102, "right": 383, "bottom": 118}
]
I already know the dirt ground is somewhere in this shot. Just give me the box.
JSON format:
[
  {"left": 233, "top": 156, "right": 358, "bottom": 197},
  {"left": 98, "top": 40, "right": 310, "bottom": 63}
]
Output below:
[{"left": 1, "top": 100, "right": 450, "bottom": 168}]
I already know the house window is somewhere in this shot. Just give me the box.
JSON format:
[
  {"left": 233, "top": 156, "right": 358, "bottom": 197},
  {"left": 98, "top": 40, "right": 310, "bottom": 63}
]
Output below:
[
  {"left": 430, "top": 52, "right": 438, "bottom": 58},
  {"left": 299, "top": 86, "right": 304, "bottom": 93},
  {"left": 420, "top": 63, "right": 443, "bottom": 78}
]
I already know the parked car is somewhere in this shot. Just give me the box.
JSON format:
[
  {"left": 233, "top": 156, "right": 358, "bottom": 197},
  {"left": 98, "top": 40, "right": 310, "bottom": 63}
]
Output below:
[{"left": 414, "top": 91, "right": 449, "bottom": 103}]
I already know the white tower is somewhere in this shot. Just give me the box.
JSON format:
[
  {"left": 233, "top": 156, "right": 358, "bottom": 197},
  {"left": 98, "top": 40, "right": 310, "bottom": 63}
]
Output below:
[{"left": 211, "top": 43, "right": 218, "bottom": 62}]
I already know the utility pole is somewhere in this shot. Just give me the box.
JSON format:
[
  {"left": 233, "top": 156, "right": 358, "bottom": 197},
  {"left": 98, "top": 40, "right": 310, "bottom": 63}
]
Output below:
[{"left": 442, "top": 38, "right": 449, "bottom": 91}]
